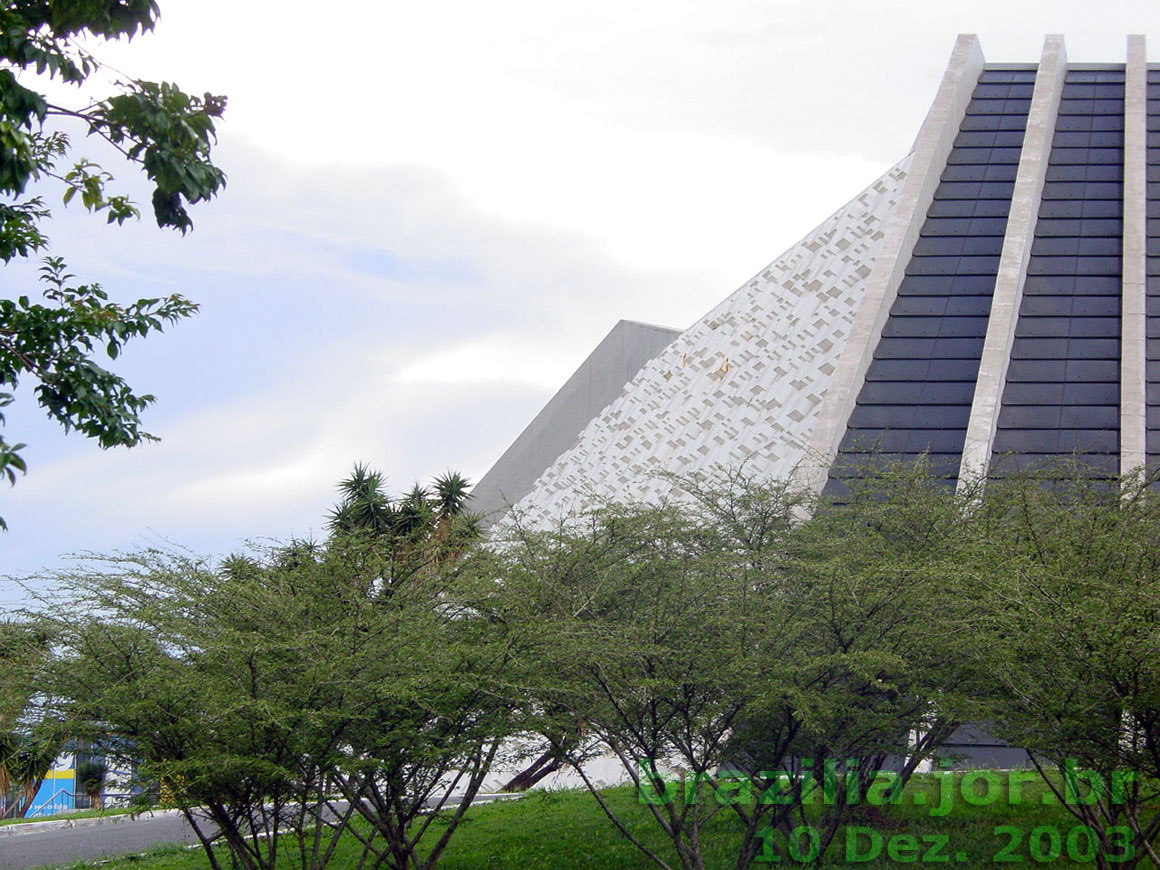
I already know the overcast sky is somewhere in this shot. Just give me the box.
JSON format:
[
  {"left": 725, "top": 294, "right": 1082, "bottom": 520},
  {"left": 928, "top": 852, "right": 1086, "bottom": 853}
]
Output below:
[{"left": 3, "top": 1, "right": 1159, "bottom": 596}]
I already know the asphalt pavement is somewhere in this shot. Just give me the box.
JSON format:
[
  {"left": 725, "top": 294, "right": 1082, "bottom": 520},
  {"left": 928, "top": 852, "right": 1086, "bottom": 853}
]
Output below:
[
  {"left": 0, "top": 794, "right": 523, "bottom": 870},
  {"left": 0, "top": 811, "right": 202, "bottom": 870}
]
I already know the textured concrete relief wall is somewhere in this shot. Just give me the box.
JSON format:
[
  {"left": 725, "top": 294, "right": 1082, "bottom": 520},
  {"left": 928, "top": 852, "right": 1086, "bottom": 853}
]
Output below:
[{"left": 504, "top": 156, "right": 912, "bottom": 528}]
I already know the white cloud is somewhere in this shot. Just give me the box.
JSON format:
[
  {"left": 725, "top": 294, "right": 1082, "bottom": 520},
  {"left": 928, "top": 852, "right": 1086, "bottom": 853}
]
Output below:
[{"left": 394, "top": 335, "right": 585, "bottom": 389}]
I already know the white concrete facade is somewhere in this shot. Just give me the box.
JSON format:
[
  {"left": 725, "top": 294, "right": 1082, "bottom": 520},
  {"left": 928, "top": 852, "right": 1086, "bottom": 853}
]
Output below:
[
  {"left": 471, "top": 319, "right": 680, "bottom": 523},
  {"left": 501, "top": 158, "right": 910, "bottom": 527}
]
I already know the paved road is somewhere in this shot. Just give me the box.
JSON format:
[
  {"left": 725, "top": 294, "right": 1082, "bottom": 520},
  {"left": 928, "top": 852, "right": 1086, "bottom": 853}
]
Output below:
[
  {"left": 0, "top": 813, "right": 202, "bottom": 870},
  {"left": 0, "top": 794, "right": 521, "bottom": 870}
]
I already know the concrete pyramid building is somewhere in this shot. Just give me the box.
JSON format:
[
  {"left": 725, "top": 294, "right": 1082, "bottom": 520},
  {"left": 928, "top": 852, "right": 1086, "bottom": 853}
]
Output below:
[{"left": 472, "top": 34, "right": 1153, "bottom": 530}]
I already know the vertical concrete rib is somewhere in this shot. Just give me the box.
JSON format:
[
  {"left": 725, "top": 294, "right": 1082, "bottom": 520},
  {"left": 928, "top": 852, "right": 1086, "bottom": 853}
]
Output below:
[
  {"left": 957, "top": 36, "right": 1068, "bottom": 489},
  {"left": 1121, "top": 35, "right": 1148, "bottom": 477},
  {"left": 799, "top": 35, "right": 985, "bottom": 494}
]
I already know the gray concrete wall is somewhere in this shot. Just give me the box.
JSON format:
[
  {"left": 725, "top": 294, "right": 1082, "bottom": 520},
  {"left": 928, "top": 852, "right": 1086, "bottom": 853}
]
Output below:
[{"left": 470, "top": 319, "right": 680, "bottom": 524}]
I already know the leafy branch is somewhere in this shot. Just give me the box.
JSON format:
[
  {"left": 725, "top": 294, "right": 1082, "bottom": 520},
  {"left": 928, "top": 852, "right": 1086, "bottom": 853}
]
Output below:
[
  {"left": 0, "top": 256, "right": 198, "bottom": 528},
  {"left": 0, "top": 0, "right": 226, "bottom": 530}
]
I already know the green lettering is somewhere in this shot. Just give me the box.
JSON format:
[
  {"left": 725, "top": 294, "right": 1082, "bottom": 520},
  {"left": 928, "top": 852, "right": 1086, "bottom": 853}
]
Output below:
[{"left": 845, "top": 826, "right": 882, "bottom": 862}]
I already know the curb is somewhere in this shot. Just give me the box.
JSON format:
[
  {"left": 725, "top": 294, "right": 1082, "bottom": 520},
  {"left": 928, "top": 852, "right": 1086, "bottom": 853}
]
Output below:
[
  {"left": 0, "top": 809, "right": 185, "bottom": 838},
  {"left": 0, "top": 795, "right": 522, "bottom": 838}
]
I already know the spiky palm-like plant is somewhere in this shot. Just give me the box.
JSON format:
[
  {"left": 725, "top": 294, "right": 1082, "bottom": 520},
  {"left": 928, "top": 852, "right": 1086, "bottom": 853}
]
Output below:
[
  {"left": 76, "top": 759, "right": 108, "bottom": 810},
  {"left": 329, "top": 465, "right": 482, "bottom": 547},
  {"left": 0, "top": 732, "right": 63, "bottom": 818},
  {"left": 432, "top": 471, "right": 471, "bottom": 520},
  {"left": 328, "top": 463, "right": 394, "bottom": 535},
  {"left": 394, "top": 483, "right": 434, "bottom": 542}
]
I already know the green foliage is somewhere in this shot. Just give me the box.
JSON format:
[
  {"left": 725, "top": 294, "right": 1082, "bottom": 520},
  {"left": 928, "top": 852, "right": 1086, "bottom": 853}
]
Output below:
[
  {"left": 0, "top": 619, "right": 52, "bottom": 722},
  {"left": 489, "top": 466, "right": 984, "bottom": 870},
  {"left": 95, "top": 80, "right": 226, "bottom": 232},
  {"left": 757, "top": 464, "right": 985, "bottom": 765},
  {"left": 76, "top": 758, "right": 108, "bottom": 796},
  {"left": 50, "top": 511, "right": 517, "bottom": 870},
  {"left": 961, "top": 463, "right": 1160, "bottom": 869},
  {"left": 330, "top": 463, "right": 393, "bottom": 534},
  {"left": 16, "top": 776, "right": 1126, "bottom": 870},
  {"left": 328, "top": 464, "right": 484, "bottom": 560},
  {"left": 0, "top": 2, "right": 225, "bottom": 229},
  {"left": 433, "top": 470, "right": 474, "bottom": 520},
  {"left": 0, "top": 620, "right": 65, "bottom": 819},
  {"left": 33, "top": 459, "right": 1160, "bottom": 867},
  {"left": 0, "top": 727, "right": 64, "bottom": 818},
  {"left": 0, "top": 0, "right": 226, "bottom": 529}
]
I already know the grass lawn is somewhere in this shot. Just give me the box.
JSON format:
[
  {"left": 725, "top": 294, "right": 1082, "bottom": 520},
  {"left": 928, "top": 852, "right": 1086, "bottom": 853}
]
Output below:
[{"left": 40, "top": 773, "right": 1160, "bottom": 869}]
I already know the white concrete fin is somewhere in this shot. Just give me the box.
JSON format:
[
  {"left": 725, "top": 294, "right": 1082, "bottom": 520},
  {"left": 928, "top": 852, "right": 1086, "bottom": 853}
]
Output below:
[
  {"left": 958, "top": 35, "right": 1068, "bottom": 490},
  {"left": 797, "top": 34, "right": 986, "bottom": 495},
  {"left": 1121, "top": 34, "right": 1148, "bottom": 477}
]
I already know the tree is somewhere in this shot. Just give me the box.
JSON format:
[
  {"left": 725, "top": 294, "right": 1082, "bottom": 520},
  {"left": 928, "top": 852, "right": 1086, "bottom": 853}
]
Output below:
[
  {"left": 319, "top": 532, "right": 517, "bottom": 870},
  {"left": 510, "top": 498, "right": 794, "bottom": 870},
  {"left": 328, "top": 463, "right": 483, "bottom": 564},
  {"left": 431, "top": 470, "right": 473, "bottom": 540},
  {"left": 75, "top": 758, "right": 107, "bottom": 810},
  {"left": 964, "top": 464, "right": 1160, "bottom": 870},
  {"left": 0, "top": 1, "right": 226, "bottom": 528},
  {"left": 726, "top": 462, "right": 986, "bottom": 861},
  {"left": 0, "top": 728, "right": 62, "bottom": 818},
  {"left": 0, "top": 620, "right": 64, "bottom": 819},
  {"left": 488, "top": 466, "right": 980, "bottom": 870},
  {"left": 52, "top": 547, "right": 347, "bottom": 870},
  {"left": 328, "top": 463, "right": 394, "bottom": 535},
  {"left": 49, "top": 469, "right": 514, "bottom": 870}
]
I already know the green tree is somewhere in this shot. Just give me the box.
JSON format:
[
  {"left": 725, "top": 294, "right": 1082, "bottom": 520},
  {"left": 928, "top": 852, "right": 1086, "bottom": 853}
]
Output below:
[
  {"left": 432, "top": 470, "right": 473, "bottom": 538},
  {"left": 328, "top": 464, "right": 483, "bottom": 566},
  {"left": 730, "top": 462, "right": 985, "bottom": 860},
  {"left": 329, "top": 463, "right": 394, "bottom": 535},
  {"left": 0, "top": 621, "right": 64, "bottom": 819},
  {"left": 75, "top": 757, "right": 107, "bottom": 809},
  {"left": 0, "top": 728, "right": 62, "bottom": 819},
  {"left": 52, "top": 547, "right": 347, "bottom": 870},
  {"left": 489, "top": 466, "right": 980, "bottom": 870},
  {"left": 50, "top": 481, "right": 513, "bottom": 870},
  {"left": 964, "top": 464, "right": 1160, "bottom": 870},
  {"left": 0, "top": 0, "right": 226, "bottom": 527}
]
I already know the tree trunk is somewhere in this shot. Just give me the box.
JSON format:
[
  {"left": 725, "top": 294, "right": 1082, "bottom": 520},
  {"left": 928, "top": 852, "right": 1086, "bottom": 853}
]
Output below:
[{"left": 500, "top": 750, "right": 566, "bottom": 792}]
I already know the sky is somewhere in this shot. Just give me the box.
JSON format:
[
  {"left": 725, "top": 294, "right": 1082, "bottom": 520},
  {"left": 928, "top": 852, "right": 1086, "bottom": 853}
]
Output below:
[{"left": 4, "top": 0, "right": 1160, "bottom": 597}]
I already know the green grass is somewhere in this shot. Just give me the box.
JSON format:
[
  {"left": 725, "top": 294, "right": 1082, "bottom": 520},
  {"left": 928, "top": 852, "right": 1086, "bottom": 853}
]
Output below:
[
  {"left": 45, "top": 774, "right": 1160, "bottom": 869},
  {"left": 56, "top": 842, "right": 208, "bottom": 870},
  {"left": 427, "top": 787, "right": 747, "bottom": 869}
]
